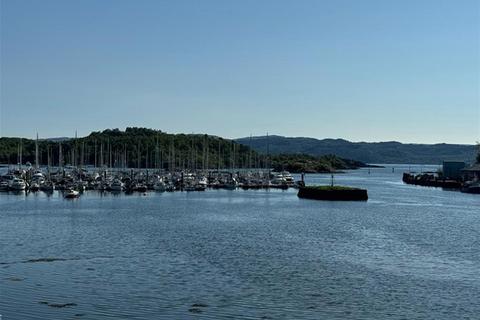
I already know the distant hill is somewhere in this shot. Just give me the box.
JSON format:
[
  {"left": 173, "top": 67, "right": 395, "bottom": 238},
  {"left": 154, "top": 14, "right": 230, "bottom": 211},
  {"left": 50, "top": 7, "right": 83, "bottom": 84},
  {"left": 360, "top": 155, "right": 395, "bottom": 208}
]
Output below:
[
  {"left": 0, "top": 128, "right": 370, "bottom": 173},
  {"left": 236, "top": 135, "right": 477, "bottom": 164},
  {"left": 0, "top": 128, "right": 251, "bottom": 169}
]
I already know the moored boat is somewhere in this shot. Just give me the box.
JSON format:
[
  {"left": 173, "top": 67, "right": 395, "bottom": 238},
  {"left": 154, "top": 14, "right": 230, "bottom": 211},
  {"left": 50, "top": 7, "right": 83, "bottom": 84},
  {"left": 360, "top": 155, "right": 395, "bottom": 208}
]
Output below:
[
  {"left": 64, "top": 189, "right": 80, "bottom": 198},
  {"left": 29, "top": 182, "right": 40, "bottom": 192},
  {"left": 153, "top": 180, "right": 166, "bottom": 192},
  {"left": 109, "top": 179, "right": 124, "bottom": 191},
  {"left": 10, "top": 178, "right": 26, "bottom": 191},
  {"left": 0, "top": 181, "right": 9, "bottom": 192},
  {"left": 461, "top": 181, "right": 480, "bottom": 194},
  {"left": 184, "top": 185, "right": 196, "bottom": 192},
  {"left": 40, "top": 181, "right": 55, "bottom": 192},
  {"left": 132, "top": 183, "right": 147, "bottom": 192}
]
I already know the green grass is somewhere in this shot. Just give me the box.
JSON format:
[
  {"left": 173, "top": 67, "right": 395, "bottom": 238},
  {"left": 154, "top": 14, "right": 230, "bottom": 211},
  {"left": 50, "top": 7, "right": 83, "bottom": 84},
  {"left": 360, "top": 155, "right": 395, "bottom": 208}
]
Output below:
[{"left": 304, "top": 185, "right": 360, "bottom": 191}]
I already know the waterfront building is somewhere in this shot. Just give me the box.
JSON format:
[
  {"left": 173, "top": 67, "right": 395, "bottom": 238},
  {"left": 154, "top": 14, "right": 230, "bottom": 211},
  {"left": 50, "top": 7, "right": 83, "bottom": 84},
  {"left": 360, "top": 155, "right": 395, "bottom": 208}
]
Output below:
[
  {"left": 442, "top": 161, "right": 466, "bottom": 180},
  {"left": 461, "top": 164, "right": 480, "bottom": 182}
]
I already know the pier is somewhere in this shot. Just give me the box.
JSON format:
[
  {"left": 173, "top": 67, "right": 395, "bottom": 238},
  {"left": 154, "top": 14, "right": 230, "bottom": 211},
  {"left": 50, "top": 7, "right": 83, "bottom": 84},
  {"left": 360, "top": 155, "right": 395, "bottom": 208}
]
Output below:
[{"left": 402, "top": 172, "right": 462, "bottom": 189}]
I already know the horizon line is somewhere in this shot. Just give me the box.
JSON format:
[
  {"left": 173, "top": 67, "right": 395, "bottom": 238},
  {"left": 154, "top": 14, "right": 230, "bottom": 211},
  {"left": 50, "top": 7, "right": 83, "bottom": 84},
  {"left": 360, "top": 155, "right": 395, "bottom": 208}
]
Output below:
[{"left": 0, "top": 127, "right": 477, "bottom": 146}]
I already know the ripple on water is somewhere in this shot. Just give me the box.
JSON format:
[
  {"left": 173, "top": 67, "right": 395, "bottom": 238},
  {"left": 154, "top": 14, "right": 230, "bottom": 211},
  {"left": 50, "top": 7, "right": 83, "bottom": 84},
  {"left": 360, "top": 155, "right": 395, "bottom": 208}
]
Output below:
[{"left": 1, "top": 170, "right": 479, "bottom": 320}]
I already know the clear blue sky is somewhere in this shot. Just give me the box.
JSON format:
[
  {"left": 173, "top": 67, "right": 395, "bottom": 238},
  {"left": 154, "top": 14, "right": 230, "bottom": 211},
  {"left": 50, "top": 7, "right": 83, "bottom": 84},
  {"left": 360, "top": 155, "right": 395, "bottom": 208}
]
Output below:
[{"left": 1, "top": 0, "right": 479, "bottom": 143}]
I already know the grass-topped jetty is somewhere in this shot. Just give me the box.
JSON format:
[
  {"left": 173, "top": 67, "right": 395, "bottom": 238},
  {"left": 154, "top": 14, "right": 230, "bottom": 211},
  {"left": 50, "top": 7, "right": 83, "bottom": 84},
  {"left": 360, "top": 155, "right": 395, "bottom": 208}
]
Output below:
[{"left": 298, "top": 185, "right": 368, "bottom": 201}]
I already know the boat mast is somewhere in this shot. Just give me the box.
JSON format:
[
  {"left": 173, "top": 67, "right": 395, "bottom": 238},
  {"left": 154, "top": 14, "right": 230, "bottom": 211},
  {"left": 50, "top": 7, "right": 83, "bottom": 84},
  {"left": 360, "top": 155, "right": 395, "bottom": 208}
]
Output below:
[
  {"left": 159, "top": 149, "right": 163, "bottom": 172},
  {"left": 35, "top": 132, "right": 39, "bottom": 169},
  {"left": 231, "top": 141, "right": 234, "bottom": 173},
  {"left": 80, "top": 140, "right": 85, "bottom": 170},
  {"left": 190, "top": 138, "right": 196, "bottom": 171},
  {"left": 100, "top": 142, "right": 104, "bottom": 168},
  {"left": 249, "top": 134, "right": 252, "bottom": 169},
  {"left": 108, "top": 138, "right": 112, "bottom": 169},
  {"left": 205, "top": 134, "right": 210, "bottom": 171},
  {"left": 123, "top": 144, "right": 126, "bottom": 170},
  {"left": 145, "top": 144, "right": 149, "bottom": 169},
  {"left": 170, "top": 137, "right": 175, "bottom": 173},
  {"left": 18, "top": 138, "right": 23, "bottom": 170},
  {"left": 47, "top": 144, "right": 51, "bottom": 178},
  {"left": 73, "top": 130, "right": 77, "bottom": 168},
  {"left": 137, "top": 140, "right": 140, "bottom": 170},
  {"left": 205, "top": 135, "right": 209, "bottom": 172},
  {"left": 155, "top": 136, "right": 159, "bottom": 170},
  {"left": 202, "top": 135, "right": 206, "bottom": 172},
  {"left": 169, "top": 139, "right": 172, "bottom": 173},
  {"left": 94, "top": 140, "right": 97, "bottom": 168},
  {"left": 266, "top": 132, "right": 270, "bottom": 180},
  {"left": 217, "top": 139, "right": 220, "bottom": 171},
  {"left": 58, "top": 142, "right": 62, "bottom": 170}
]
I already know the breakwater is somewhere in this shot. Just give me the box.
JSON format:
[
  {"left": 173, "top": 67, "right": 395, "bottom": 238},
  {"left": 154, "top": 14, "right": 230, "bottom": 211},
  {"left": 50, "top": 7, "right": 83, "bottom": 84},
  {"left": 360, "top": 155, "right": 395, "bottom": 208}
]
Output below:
[{"left": 297, "top": 185, "right": 368, "bottom": 201}]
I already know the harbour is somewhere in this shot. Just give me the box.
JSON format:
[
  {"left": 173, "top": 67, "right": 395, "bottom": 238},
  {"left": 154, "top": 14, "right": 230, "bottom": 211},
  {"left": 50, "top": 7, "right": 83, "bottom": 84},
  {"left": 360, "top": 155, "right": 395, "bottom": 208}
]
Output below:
[
  {"left": 0, "top": 165, "right": 302, "bottom": 196},
  {"left": 1, "top": 165, "right": 479, "bottom": 320},
  {"left": 1, "top": 1, "right": 478, "bottom": 319},
  {"left": 0, "top": 129, "right": 305, "bottom": 197}
]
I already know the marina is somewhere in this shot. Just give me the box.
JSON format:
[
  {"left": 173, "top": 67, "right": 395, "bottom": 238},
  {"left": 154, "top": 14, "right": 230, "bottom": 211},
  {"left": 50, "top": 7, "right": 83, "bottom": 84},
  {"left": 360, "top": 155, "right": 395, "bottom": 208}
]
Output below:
[
  {"left": 1, "top": 1, "right": 478, "bottom": 318},
  {"left": 3, "top": 130, "right": 477, "bottom": 199},
  {"left": 0, "top": 130, "right": 305, "bottom": 197},
  {"left": 0, "top": 165, "right": 302, "bottom": 197}
]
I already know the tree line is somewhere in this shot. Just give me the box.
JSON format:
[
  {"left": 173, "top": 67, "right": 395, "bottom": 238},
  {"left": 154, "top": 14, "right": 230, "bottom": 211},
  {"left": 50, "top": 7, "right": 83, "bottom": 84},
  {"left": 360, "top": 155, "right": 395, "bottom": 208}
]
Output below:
[
  {"left": 0, "top": 127, "right": 366, "bottom": 173},
  {"left": 0, "top": 128, "right": 260, "bottom": 170}
]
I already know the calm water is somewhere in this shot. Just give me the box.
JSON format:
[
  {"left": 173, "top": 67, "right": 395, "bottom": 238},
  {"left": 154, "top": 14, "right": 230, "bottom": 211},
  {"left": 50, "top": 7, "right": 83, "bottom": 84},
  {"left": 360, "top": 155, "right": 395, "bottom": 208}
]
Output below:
[{"left": 1, "top": 165, "right": 479, "bottom": 320}]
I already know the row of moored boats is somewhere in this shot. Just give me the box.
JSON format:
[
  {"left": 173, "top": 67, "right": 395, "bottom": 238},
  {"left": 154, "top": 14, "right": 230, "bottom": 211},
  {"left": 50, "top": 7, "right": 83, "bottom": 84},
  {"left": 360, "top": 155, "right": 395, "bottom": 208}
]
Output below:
[{"left": 0, "top": 166, "right": 302, "bottom": 198}]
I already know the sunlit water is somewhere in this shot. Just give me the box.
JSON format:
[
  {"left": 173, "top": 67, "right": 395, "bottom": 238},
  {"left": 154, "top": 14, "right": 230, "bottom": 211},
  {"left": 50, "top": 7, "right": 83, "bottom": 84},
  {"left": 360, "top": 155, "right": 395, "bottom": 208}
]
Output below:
[{"left": 1, "top": 165, "right": 479, "bottom": 319}]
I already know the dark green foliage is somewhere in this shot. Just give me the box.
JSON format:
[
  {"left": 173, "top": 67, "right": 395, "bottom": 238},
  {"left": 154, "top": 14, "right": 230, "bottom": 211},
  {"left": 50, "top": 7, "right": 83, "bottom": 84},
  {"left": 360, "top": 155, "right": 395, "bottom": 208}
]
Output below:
[
  {"left": 477, "top": 143, "right": 480, "bottom": 164},
  {"left": 270, "top": 154, "right": 366, "bottom": 173},
  {"left": 0, "top": 128, "right": 258, "bottom": 169},
  {"left": 0, "top": 128, "right": 367, "bottom": 172},
  {"left": 304, "top": 185, "right": 358, "bottom": 191}
]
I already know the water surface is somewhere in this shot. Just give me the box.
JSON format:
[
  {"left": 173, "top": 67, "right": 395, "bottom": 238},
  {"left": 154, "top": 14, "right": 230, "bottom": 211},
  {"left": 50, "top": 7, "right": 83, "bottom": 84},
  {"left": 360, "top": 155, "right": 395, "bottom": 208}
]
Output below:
[{"left": 1, "top": 165, "right": 479, "bottom": 319}]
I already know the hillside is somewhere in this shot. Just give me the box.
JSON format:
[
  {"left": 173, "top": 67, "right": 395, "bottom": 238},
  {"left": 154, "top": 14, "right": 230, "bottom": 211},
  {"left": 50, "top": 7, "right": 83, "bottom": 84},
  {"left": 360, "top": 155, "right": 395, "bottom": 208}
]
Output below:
[
  {"left": 0, "top": 128, "right": 369, "bottom": 172},
  {"left": 270, "top": 154, "right": 373, "bottom": 173},
  {"left": 0, "top": 128, "right": 251, "bottom": 170},
  {"left": 236, "top": 135, "right": 477, "bottom": 164}
]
